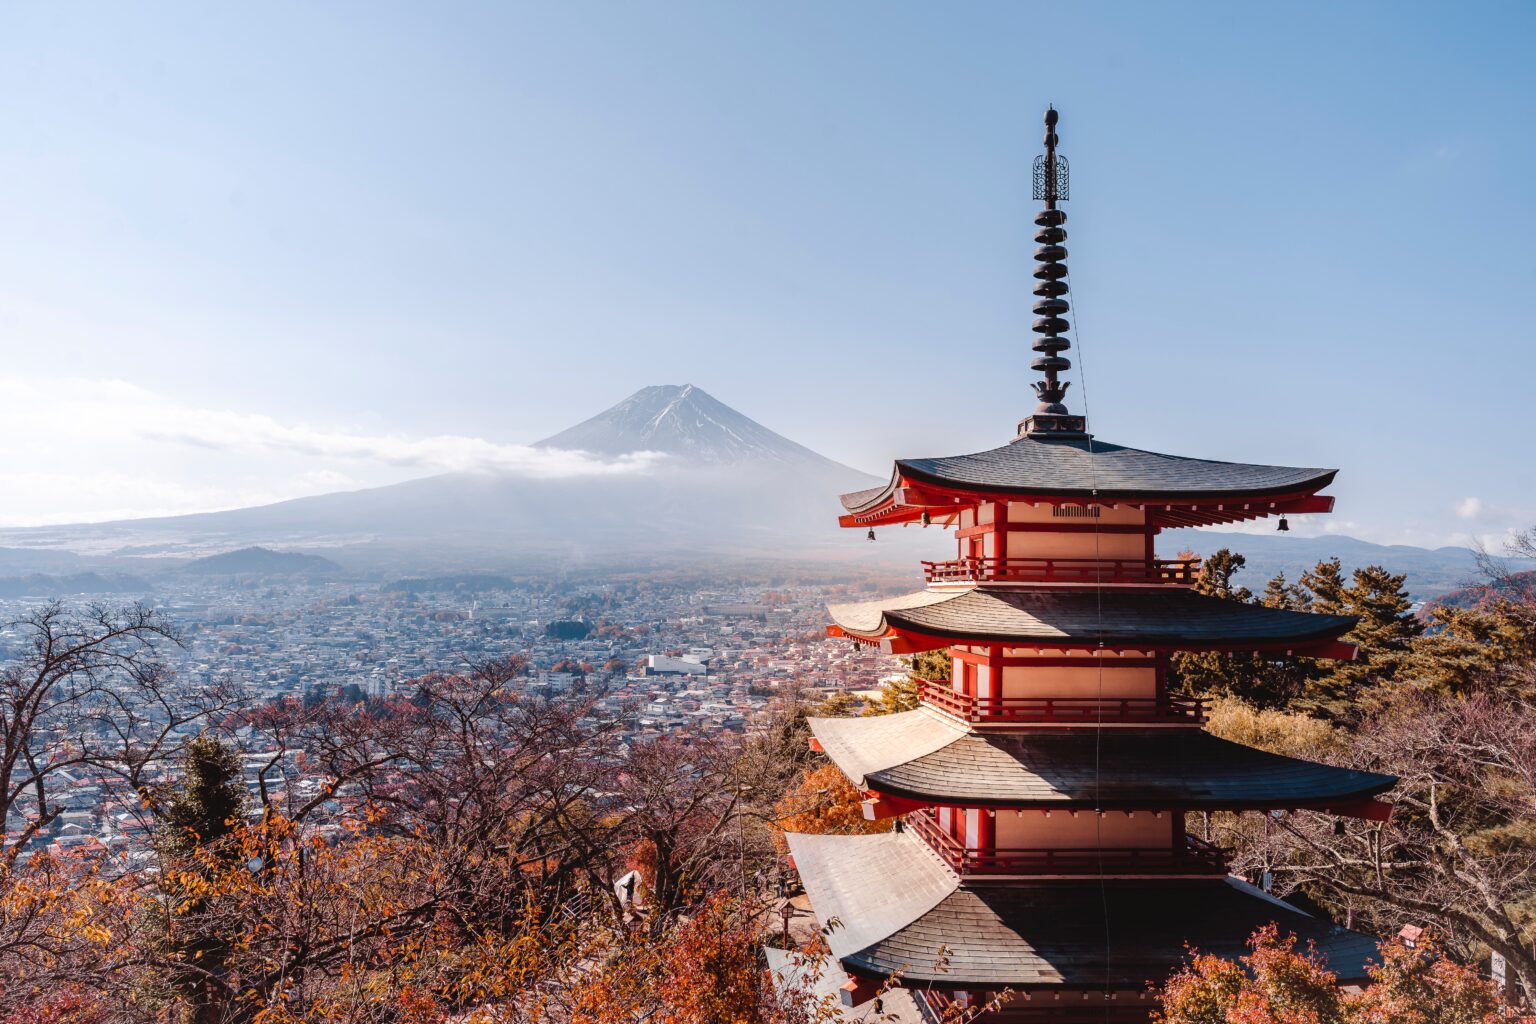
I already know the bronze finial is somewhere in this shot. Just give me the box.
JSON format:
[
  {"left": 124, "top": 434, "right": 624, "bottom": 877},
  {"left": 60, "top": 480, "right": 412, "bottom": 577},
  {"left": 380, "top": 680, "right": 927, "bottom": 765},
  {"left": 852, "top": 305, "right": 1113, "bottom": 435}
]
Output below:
[{"left": 1020, "top": 105, "right": 1089, "bottom": 440}]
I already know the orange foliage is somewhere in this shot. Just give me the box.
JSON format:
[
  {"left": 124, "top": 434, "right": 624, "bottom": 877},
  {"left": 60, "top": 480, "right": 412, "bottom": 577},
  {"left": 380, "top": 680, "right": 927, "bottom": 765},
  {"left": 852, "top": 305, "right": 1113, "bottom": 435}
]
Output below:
[
  {"left": 772, "top": 763, "right": 892, "bottom": 852},
  {"left": 1155, "top": 925, "right": 1535, "bottom": 1024},
  {"left": 569, "top": 893, "right": 783, "bottom": 1024}
]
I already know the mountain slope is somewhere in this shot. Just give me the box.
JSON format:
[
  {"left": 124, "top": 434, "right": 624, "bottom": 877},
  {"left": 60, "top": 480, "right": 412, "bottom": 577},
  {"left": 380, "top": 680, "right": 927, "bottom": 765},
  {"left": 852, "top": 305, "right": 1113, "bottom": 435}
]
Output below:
[
  {"left": 537, "top": 384, "right": 856, "bottom": 471},
  {"left": 0, "top": 386, "right": 883, "bottom": 568}
]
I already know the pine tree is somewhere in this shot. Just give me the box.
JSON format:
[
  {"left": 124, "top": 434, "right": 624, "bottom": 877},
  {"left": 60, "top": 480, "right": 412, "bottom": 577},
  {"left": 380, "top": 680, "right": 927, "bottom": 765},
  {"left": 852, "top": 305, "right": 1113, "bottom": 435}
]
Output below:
[
  {"left": 1300, "top": 557, "right": 1348, "bottom": 615},
  {"left": 1298, "top": 563, "right": 1422, "bottom": 717},
  {"left": 1194, "top": 549, "right": 1253, "bottom": 603},
  {"left": 151, "top": 735, "right": 249, "bottom": 1024},
  {"left": 865, "top": 648, "right": 948, "bottom": 716},
  {"left": 155, "top": 734, "right": 248, "bottom": 861}
]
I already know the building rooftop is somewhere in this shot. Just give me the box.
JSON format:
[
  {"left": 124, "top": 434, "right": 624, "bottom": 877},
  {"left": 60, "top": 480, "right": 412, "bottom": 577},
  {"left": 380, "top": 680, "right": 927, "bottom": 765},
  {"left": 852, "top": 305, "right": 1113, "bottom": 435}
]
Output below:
[
  {"left": 827, "top": 587, "right": 1356, "bottom": 655},
  {"left": 809, "top": 710, "right": 1395, "bottom": 809},
  {"left": 788, "top": 831, "right": 1379, "bottom": 988},
  {"left": 841, "top": 436, "right": 1336, "bottom": 529}
]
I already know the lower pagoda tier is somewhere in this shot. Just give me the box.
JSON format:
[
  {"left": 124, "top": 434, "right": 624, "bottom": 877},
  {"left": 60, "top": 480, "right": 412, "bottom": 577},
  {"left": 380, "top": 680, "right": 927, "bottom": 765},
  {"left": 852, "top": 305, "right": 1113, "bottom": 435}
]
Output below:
[
  {"left": 810, "top": 709, "right": 1396, "bottom": 811},
  {"left": 827, "top": 587, "right": 1356, "bottom": 656},
  {"left": 788, "top": 831, "right": 1380, "bottom": 991}
]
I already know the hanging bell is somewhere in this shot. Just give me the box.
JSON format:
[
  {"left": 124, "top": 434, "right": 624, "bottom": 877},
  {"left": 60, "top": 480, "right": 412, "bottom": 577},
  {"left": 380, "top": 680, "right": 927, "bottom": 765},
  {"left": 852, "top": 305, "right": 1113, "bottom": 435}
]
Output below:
[
  {"left": 1277, "top": 516, "right": 1290, "bottom": 533},
  {"left": 921, "top": 511, "right": 932, "bottom": 527},
  {"left": 867, "top": 528, "right": 876, "bottom": 541}
]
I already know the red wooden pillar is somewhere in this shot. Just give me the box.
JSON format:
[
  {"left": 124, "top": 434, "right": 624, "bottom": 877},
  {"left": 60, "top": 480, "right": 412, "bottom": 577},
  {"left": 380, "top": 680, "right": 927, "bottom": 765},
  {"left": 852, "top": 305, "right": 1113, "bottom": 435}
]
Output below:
[
  {"left": 988, "top": 643, "right": 1003, "bottom": 715},
  {"left": 992, "top": 501, "right": 1008, "bottom": 578}
]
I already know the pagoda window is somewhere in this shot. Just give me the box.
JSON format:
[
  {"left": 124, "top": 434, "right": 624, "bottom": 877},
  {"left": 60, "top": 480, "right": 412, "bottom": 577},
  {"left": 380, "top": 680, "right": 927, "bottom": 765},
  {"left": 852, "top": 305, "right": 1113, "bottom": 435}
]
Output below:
[{"left": 1006, "top": 502, "right": 1147, "bottom": 526}]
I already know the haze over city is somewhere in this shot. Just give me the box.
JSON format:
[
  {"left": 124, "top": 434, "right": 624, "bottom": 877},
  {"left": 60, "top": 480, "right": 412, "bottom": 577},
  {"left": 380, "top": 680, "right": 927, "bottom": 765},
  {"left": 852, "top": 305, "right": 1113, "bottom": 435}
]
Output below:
[{"left": 2, "top": 2, "right": 1532, "bottom": 550}]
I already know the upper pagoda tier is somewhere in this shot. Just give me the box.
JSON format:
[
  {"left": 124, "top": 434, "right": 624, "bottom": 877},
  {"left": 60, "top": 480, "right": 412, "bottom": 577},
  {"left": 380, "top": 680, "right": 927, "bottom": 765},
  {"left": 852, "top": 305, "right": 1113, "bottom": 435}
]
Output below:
[{"left": 840, "top": 435, "right": 1337, "bottom": 530}]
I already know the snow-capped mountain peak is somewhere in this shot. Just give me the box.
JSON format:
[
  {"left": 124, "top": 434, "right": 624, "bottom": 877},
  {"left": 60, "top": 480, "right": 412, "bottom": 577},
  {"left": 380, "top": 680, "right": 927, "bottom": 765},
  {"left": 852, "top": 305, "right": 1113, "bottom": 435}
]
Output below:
[{"left": 535, "top": 384, "right": 849, "bottom": 470}]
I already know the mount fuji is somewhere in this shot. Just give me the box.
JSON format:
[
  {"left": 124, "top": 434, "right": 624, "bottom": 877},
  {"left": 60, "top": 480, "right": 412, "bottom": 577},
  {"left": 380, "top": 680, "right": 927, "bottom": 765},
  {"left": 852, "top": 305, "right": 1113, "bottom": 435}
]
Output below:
[
  {"left": 0, "top": 386, "right": 888, "bottom": 571},
  {"left": 537, "top": 384, "right": 849, "bottom": 470}
]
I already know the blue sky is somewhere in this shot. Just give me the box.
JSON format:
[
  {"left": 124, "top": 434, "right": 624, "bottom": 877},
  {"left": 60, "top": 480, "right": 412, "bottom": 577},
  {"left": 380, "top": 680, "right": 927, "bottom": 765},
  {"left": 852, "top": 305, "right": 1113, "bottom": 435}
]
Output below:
[{"left": 0, "top": 2, "right": 1531, "bottom": 546}]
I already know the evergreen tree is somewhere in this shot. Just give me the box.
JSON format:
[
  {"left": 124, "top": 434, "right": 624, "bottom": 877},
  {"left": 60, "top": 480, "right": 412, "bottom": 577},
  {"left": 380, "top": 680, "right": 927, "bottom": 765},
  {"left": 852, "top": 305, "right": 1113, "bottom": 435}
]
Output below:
[
  {"left": 1406, "top": 599, "right": 1536, "bottom": 695},
  {"left": 155, "top": 734, "right": 248, "bottom": 861},
  {"left": 150, "top": 735, "right": 249, "bottom": 1024},
  {"left": 1193, "top": 549, "right": 1253, "bottom": 603},
  {"left": 866, "top": 648, "right": 948, "bottom": 715},
  {"left": 1298, "top": 563, "right": 1422, "bottom": 717},
  {"left": 1300, "top": 557, "right": 1348, "bottom": 615}
]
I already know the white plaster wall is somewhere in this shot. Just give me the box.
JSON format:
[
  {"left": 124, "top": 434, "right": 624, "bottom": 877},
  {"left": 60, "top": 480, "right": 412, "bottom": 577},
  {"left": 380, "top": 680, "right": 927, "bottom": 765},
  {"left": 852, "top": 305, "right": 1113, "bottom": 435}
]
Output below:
[
  {"left": 1003, "top": 531, "right": 1146, "bottom": 560},
  {"left": 998, "top": 664, "right": 1157, "bottom": 700},
  {"left": 992, "top": 810, "right": 1173, "bottom": 850}
]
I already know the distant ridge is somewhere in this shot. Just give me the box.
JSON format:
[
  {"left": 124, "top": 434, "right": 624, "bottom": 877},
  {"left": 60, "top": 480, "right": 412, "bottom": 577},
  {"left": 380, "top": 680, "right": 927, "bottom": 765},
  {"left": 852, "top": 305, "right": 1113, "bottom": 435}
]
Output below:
[
  {"left": 1164, "top": 529, "right": 1536, "bottom": 601},
  {"left": 180, "top": 547, "right": 342, "bottom": 576},
  {"left": 536, "top": 384, "right": 858, "bottom": 472},
  {"left": 0, "top": 572, "right": 153, "bottom": 598}
]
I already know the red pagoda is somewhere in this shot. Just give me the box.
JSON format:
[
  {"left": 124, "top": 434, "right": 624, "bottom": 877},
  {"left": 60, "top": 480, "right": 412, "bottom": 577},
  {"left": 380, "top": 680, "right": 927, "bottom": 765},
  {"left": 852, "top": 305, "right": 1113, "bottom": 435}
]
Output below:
[{"left": 786, "top": 108, "right": 1396, "bottom": 1021}]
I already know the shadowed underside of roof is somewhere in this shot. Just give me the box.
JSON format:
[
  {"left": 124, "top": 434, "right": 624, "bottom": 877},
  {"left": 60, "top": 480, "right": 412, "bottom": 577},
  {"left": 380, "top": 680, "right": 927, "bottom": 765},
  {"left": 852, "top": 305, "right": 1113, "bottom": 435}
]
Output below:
[
  {"left": 826, "top": 586, "right": 1357, "bottom": 650},
  {"left": 840, "top": 436, "right": 1337, "bottom": 513},
  {"left": 808, "top": 712, "right": 1396, "bottom": 808},
  {"left": 789, "top": 831, "right": 1379, "bottom": 988}
]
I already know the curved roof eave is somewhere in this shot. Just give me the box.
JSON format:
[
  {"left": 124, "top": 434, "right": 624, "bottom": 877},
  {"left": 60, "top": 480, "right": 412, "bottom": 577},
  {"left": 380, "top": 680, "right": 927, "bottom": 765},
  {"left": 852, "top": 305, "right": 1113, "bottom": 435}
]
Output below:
[
  {"left": 839, "top": 437, "right": 1337, "bottom": 514},
  {"left": 807, "top": 712, "right": 1397, "bottom": 810},
  {"left": 827, "top": 588, "right": 1358, "bottom": 651}
]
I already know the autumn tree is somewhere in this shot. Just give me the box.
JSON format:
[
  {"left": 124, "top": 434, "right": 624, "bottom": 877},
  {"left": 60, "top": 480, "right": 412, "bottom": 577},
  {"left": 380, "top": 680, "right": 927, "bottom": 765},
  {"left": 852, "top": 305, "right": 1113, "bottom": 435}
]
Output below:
[
  {"left": 772, "top": 762, "right": 891, "bottom": 846},
  {"left": 0, "top": 602, "right": 207, "bottom": 864},
  {"left": 1155, "top": 925, "right": 1535, "bottom": 1023},
  {"left": 1251, "top": 689, "right": 1536, "bottom": 997}
]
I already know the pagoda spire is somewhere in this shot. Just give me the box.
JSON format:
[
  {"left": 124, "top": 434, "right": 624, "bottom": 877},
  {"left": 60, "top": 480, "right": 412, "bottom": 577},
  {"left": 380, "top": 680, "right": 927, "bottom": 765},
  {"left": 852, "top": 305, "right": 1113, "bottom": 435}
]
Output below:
[{"left": 1019, "top": 105, "right": 1090, "bottom": 440}]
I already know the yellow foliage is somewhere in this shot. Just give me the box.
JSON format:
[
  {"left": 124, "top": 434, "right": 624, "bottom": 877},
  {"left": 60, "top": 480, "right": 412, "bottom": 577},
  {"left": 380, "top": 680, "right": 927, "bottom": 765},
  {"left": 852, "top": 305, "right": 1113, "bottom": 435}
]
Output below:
[{"left": 1203, "top": 696, "right": 1342, "bottom": 760}]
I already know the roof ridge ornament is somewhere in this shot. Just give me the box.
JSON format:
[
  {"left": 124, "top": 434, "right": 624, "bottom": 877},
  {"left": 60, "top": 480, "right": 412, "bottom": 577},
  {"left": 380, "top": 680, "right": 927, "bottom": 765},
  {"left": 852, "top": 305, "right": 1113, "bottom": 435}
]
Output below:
[{"left": 1019, "top": 105, "right": 1091, "bottom": 442}]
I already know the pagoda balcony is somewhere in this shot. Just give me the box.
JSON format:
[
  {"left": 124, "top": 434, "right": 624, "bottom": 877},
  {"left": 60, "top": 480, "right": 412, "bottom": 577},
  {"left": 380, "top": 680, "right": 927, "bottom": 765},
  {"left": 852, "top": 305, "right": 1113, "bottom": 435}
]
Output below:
[
  {"left": 921, "top": 556, "right": 1201, "bottom": 586},
  {"left": 920, "top": 680, "right": 1208, "bottom": 725},
  {"left": 907, "top": 810, "right": 1230, "bottom": 878}
]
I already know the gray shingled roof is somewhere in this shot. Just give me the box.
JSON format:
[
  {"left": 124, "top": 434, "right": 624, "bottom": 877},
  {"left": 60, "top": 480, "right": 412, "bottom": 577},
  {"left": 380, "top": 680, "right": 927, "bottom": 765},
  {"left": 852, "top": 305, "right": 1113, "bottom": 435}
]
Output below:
[
  {"left": 765, "top": 949, "right": 925, "bottom": 1023},
  {"left": 809, "top": 706, "right": 967, "bottom": 785},
  {"left": 841, "top": 436, "right": 1336, "bottom": 512},
  {"left": 809, "top": 712, "right": 1396, "bottom": 808},
  {"left": 827, "top": 587, "right": 1356, "bottom": 648},
  {"left": 790, "top": 832, "right": 1379, "bottom": 988}
]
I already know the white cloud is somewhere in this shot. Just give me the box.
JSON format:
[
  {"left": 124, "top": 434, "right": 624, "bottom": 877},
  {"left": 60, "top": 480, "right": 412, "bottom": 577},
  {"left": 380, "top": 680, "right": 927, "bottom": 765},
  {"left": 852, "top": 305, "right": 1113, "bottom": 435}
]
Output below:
[
  {"left": 1456, "top": 496, "right": 1485, "bottom": 520},
  {"left": 0, "top": 376, "right": 664, "bottom": 526}
]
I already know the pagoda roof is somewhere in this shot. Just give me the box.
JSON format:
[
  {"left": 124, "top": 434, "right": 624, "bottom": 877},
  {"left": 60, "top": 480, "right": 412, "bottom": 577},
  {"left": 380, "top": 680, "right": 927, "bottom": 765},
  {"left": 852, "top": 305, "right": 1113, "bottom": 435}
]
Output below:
[
  {"left": 840, "top": 436, "right": 1337, "bottom": 528},
  {"left": 765, "top": 949, "right": 925, "bottom": 1023},
  {"left": 809, "top": 710, "right": 1396, "bottom": 810},
  {"left": 827, "top": 587, "right": 1356, "bottom": 656},
  {"left": 788, "top": 831, "right": 1379, "bottom": 988}
]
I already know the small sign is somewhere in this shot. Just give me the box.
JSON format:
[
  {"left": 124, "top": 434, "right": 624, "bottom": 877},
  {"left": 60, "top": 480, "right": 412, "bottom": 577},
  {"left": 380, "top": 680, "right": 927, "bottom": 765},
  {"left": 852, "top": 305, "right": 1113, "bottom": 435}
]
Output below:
[{"left": 1492, "top": 952, "right": 1507, "bottom": 990}]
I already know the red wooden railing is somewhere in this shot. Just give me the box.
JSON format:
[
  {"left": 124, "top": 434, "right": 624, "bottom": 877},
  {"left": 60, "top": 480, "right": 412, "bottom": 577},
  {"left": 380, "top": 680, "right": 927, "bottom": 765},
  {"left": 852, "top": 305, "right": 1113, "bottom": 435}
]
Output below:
[
  {"left": 907, "top": 809, "right": 1229, "bottom": 876},
  {"left": 920, "top": 680, "right": 1207, "bottom": 724},
  {"left": 921, "top": 556, "right": 1201, "bottom": 585}
]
